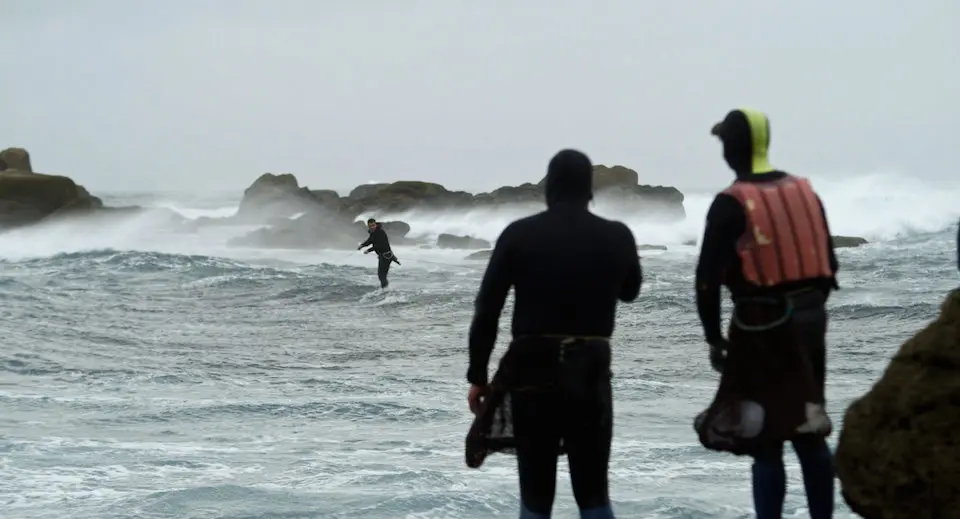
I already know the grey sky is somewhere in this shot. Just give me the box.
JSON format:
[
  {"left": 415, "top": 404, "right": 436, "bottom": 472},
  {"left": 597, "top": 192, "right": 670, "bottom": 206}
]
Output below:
[{"left": 3, "top": 0, "right": 957, "bottom": 194}]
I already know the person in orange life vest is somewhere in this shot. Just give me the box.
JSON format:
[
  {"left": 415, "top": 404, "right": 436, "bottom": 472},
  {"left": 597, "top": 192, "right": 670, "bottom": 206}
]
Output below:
[{"left": 695, "top": 108, "right": 840, "bottom": 519}]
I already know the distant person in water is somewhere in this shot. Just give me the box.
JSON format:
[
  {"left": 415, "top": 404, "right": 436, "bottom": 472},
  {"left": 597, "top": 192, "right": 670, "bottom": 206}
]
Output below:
[
  {"left": 358, "top": 218, "right": 400, "bottom": 288},
  {"left": 694, "top": 108, "right": 840, "bottom": 519},
  {"left": 464, "top": 149, "right": 642, "bottom": 519}
]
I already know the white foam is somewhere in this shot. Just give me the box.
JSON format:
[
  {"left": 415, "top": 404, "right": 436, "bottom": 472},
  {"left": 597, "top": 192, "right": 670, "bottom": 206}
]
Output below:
[{"left": 0, "top": 172, "right": 955, "bottom": 263}]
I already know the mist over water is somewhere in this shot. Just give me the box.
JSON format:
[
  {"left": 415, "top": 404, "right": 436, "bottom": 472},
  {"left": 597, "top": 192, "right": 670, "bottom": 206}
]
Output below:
[
  {"left": 1, "top": 172, "right": 958, "bottom": 519},
  {"left": 1, "top": 172, "right": 955, "bottom": 263}
]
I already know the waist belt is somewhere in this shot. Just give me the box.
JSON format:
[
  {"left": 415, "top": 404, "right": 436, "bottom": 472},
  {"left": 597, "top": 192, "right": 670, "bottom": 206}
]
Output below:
[{"left": 512, "top": 334, "right": 610, "bottom": 362}]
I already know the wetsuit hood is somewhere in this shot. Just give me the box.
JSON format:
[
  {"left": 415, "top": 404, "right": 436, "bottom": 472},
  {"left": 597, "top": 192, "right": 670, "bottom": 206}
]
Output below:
[
  {"left": 544, "top": 149, "right": 593, "bottom": 208},
  {"left": 711, "top": 108, "right": 775, "bottom": 179}
]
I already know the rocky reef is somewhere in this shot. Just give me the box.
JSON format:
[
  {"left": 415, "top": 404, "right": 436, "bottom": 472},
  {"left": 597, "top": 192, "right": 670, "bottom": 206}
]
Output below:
[
  {"left": 220, "top": 164, "right": 687, "bottom": 250},
  {"left": 834, "top": 288, "right": 960, "bottom": 518},
  {"left": 0, "top": 147, "right": 875, "bottom": 253}
]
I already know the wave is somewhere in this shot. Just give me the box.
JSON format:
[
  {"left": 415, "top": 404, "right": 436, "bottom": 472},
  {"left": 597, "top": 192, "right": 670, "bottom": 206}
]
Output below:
[
  {"left": 0, "top": 172, "right": 956, "bottom": 262},
  {"left": 372, "top": 172, "right": 960, "bottom": 246}
]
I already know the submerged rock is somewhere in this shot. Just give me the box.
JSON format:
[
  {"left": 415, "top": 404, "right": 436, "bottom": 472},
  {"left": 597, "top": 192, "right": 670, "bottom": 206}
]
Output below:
[
  {"left": 465, "top": 249, "right": 493, "bottom": 260},
  {"left": 833, "top": 235, "right": 868, "bottom": 248},
  {"left": 834, "top": 288, "right": 960, "bottom": 518}
]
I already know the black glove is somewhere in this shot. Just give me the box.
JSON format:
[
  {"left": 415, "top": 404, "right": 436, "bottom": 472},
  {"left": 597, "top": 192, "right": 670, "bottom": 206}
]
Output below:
[{"left": 708, "top": 339, "right": 730, "bottom": 373}]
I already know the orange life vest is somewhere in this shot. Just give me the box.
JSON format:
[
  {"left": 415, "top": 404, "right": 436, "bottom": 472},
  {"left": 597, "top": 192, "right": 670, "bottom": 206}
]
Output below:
[{"left": 722, "top": 174, "right": 833, "bottom": 287}]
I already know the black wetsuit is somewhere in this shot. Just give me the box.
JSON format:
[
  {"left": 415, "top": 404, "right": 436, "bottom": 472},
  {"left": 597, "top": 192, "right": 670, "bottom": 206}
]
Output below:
[
  {"left": 467, "top": 149, "right": 642, "bottom": 517},
  {"left": 359, "top": 223, "right": 398, "bottom": 288}
]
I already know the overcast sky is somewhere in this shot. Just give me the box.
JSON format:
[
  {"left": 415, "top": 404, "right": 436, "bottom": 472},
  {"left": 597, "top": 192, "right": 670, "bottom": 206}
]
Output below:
[{"left": 2, "top": 0, "right": 957, "bottom": 194}]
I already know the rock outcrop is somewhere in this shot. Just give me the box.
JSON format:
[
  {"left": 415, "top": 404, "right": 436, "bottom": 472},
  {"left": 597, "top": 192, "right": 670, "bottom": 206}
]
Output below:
[
  {"left": 226, "top": 164, "right": 685, "bottom": 250},
  {"left": 235, "top": 173, "right": 344, "bottom": 222},
  {"left": 834, "top": 288, "right": 960, "bottom": 518},
  {"left": 437, "top": 233, "right": 490, "bottom": 250},
  {"left": 234, "top": 164, "right": 685, "bottom": 225},
  {"left": 0, "top": 147, "right": 103, "bottom": 228}
]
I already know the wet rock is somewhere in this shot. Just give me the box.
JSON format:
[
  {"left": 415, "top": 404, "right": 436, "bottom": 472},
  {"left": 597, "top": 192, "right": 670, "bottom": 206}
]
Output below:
[
  {"left": 833, "top": 235, "right": 868, "bottom": 248},
  {"left": 351, "top": 220, "right": 411, "bottom": 239},
  {"left": 333, "top": 165, "right": 685, "bottom": 219},
  {"left": 437, "top": 233, "right": 490, "bottom": 249},
  {"left": 834, "top": 288, "right": 960, "bottom": 518},
  {"left": 227, "top": 207, "right": 360, "bottom": 250},
  {"left": 0, "top": 154, "right": 103, "bottom": 228},
  {"left": 465, "top": 249, "right": 493, "bottom": 260}
]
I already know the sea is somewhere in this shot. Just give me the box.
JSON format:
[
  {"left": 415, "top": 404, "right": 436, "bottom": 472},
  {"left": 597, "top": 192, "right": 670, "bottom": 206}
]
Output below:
[{"left": 1, "top": 172, "right": 958, "bottom": 519}]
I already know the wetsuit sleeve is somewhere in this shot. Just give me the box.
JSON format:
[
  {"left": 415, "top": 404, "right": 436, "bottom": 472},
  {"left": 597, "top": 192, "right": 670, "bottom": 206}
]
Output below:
[
  {"left": 695, "top": 194, "right": 743, "bottom": 345},
  {"left": 359, "top": 235, "right": 372, "bottom": 247},
  {"left": 816, "top": 195, "right": 840, "bottom": 290},
  {"left": 616, "top": 222, "right": 642, "bottom": 302},
  {"left": 466, "top": 223, "right": 518, "bottom": 386}
]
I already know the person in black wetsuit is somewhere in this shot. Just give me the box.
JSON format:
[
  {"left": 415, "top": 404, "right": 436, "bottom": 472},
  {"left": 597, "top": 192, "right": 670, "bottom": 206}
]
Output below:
[
  {"left": 465, "top": 149, "right": 642, "bottom": 519},
  {"left": 358, "top": 218, "right": 400, "bottom": 288},
  {"left": 695, "top": 108, "right": 840, "bottom": 519}
]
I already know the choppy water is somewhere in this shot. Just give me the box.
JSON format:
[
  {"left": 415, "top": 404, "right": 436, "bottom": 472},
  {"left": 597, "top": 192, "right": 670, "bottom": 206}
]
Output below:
[{"left": 1, "top": 185, "right": 958, "bottom": 519}]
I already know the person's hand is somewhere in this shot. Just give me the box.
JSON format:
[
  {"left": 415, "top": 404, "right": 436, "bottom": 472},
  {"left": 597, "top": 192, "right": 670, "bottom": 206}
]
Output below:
[
  {"left": 467, "top": 384, "right": 486, "bottom": 415},
  {"left": 357, "top": 244, "right": 363, "bottom": 250},
  {"left": 364, "top": 249, "right": 372, "bottom": 254},
  {"left": 708, "top": 339, "right": 730, "bottom": 373}
]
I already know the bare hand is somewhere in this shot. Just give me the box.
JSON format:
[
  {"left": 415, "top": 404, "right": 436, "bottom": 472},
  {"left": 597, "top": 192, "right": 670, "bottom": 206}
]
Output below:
[{"left": 467, "top": 384, "right": 486, "bottom": 415}]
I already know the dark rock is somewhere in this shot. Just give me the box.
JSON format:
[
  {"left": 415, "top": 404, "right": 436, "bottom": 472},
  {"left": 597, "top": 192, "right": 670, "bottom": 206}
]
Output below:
[
  {"left": 345, "top": 181, "right": 475, "bottom": 214},
  {"left": 833, "top": 235, "right": 868, "bottom": 248},
  {"left": 478, "top": 183, "right": 543, "bottom": 206},
  {"left": 0, "top": 169, "right": 100, "bottom": 228},
  {"left": 351, "top": 219, "right": 411, "bottom": 239},
  {"left": 437, "top": 233, "right": 490, "bottom": 249},
  {"left": 835, "top": 289, "right": 960, "bottom": 518}
]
